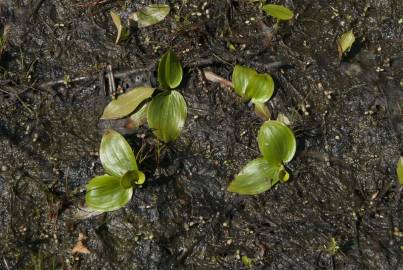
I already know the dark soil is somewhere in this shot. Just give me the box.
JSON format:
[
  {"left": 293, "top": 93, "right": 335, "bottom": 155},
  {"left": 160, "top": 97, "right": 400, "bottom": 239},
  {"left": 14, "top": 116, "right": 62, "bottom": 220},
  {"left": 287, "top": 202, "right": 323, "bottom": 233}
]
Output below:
[{"left": 0, "top": 0, "right": 402, "bottom": 269}]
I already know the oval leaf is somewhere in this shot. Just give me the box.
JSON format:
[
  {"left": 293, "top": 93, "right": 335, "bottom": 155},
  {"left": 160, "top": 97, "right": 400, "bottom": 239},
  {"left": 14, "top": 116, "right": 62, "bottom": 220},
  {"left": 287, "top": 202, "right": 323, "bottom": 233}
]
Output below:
[
  {"left": 262, "top": 4, "right": 294, "bottom": 21},
  {"left": 100, "top": 129, "right": 137, "bottom": 177},
  {"left": 158, "top": 49, "right": 183, "bottom": 89},
  {"left": 397, "top": 157, "right": 403, "bottom": 185},
  {"left": 246, "top": 73, "right": 274, "bottom": 103},
  {"left": 147, "top": 90, "right": 187, "bottom": 142},
  {"left": 130, "top": 4, "right": 170, "bottom": 28},
  {"left": 337, "top": 30, "right": 355, "bottom": 58},
  {"left": 86, "top": 175, "right": 133, "bottom": 212},
  {"left": 101, "top": 87, "right": 155, "bottom": 120},
  {"left": 258, "top": 120, "right": 296, "bottom": 164},
  {"left": 228, "top": 158, "right": 281, "bottom": 195},
  {"left": 232, "top": 65, "right": 257, "bottom": 97}
]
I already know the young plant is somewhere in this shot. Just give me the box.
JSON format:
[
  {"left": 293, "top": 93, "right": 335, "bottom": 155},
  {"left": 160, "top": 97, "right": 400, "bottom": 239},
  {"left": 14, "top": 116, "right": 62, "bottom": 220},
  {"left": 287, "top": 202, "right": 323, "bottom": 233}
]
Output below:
[
  {"left": 86, "top": 129, "right": 145, "bottom": 212},
  {"left": 228, "top": 120, "right": 296, "bottom": 195},
  {"left": 101, "top": 49, "right": 187, "bottom": 143},
  {"left": 232, "top": 65, "right": 274, "bottom": 119},
  {"left": 262, "top": 4, "right": 294, "bottom": 26}
]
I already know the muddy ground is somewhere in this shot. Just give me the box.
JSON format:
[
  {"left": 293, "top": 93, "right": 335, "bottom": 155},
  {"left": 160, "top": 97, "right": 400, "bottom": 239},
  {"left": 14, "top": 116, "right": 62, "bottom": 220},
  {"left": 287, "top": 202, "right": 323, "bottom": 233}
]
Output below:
[{"left": 0, "top": 0, "right": 402, "bottom": 269}]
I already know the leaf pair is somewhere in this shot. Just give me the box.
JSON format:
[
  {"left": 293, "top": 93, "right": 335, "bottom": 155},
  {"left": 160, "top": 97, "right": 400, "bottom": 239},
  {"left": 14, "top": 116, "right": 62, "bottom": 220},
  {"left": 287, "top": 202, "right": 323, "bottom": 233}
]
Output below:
[
  {"left": 232, "top": 65, "right": 275, "bottom": 104},
  {"left": 228, "top": 120, "right": 296, "bottom": 195},
  {"left": 101, "top": 49, "right": 187, "bottom": 143},
  {"left": 86, "top": 129, "right": 145, "bottom": 212}
]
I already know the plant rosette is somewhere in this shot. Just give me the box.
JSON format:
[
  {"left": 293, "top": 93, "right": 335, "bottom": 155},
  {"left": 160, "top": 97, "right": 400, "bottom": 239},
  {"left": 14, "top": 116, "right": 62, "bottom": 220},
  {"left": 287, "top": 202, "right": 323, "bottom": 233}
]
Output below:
[
  {"left": 228, "top": 120, "right": 296, "bottom": 195},
  {"left": 86, "top": 129, "right": 145, "bottom": 212},
  {"left": 101, "top": 49, "right": 187, "bottom": 143}
]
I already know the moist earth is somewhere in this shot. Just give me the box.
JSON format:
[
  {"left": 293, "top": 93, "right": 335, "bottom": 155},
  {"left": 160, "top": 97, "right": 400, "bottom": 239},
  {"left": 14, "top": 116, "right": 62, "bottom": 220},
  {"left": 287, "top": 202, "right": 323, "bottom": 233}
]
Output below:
[{"left": 0, "top": 0, "right": 402, "bottom": 269}]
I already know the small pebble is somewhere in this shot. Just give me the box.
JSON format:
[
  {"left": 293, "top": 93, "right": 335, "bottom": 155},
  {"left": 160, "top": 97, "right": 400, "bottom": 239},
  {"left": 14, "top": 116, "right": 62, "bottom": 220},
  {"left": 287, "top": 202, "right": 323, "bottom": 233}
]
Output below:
[{"left": 1, "top": 165, "right": 7, "bottom": 172}]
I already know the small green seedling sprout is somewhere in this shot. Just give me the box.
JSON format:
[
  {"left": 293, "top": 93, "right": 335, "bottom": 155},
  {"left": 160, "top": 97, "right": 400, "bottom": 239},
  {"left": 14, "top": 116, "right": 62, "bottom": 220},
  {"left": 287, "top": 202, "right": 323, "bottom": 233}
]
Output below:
[
  {"left": 86, "top": 129, "right": 145, "bottom": 212},
  {"left": 241, "top": 255, "right": 254, "bottom": 268},
  {"left": 262, "top": 4, "right": 294, "bottom": 30},
  {"left": 228, "top": 120, "right": 296, "bottom": 195},
  {"left": 337, "top": 30, "right": 355, "bottom": 59},
  {"left": 232, "top": 65, "right": 274, "bottom": 120},
  {"left": 101, "top": 49, "right": 187, "bottom": 143},
  {"left": 397, "top": 156, "right": 403, "bottom": 185}
]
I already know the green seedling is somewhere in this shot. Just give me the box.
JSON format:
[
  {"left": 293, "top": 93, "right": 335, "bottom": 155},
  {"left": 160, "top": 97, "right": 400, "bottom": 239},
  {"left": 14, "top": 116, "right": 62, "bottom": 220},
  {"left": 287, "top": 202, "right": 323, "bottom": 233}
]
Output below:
[
  {"left": 262, "top": 4, "right": 294, "bottom": 30},
  {"left": 86, "top": 129, "right": 145, "bottom": 212},
  {"left": 397, "top": 157, "right": 403, "bottom": 185},
  {"left": 101, "top": 49, "right": 187, "bottom": 143},
  {"left": 228, "top": 120, "right": 296, "bottom": 195},
  {"left": 111, "top": 11, "right": 130, "bottom": 44},
  {"left": 232, "top": 65, "right": 274, "bottom": 119},
  {"left": 337, "top": 30, "right": 355, "bottom": 59}
]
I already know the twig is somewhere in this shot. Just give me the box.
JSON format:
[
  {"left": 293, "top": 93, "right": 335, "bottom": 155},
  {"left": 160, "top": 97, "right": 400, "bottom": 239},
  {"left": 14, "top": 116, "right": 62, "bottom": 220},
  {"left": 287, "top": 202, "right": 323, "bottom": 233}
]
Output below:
[
  {"left": 106, "top": 65, "right": 115, "bottom": 97},
  {"left": 203, "top": 70, "right": 233, "bottom": 88}
]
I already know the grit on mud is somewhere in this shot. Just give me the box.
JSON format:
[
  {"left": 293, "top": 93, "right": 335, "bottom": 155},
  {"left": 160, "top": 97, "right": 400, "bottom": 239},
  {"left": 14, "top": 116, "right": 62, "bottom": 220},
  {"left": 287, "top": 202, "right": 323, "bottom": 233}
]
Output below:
[{"left": 0, "top": 0, "right": 402, "bottom": 269}]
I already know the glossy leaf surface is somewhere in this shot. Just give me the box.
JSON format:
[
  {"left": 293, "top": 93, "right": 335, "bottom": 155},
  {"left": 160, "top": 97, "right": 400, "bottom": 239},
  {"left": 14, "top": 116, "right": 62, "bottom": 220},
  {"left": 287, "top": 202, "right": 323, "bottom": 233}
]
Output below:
[
  {"left": 228, "top": 158, "right": 280, "bottom": 195},
  {"left": 147, "top": 90, "right": 187, "bottom": 142},
  {"left": 258, "top": 120, "right": 296, "bottom": 164},
  {"left": 397, "top": 157, "right": 403, "bottom": 185},
  {"left": 158, "top": 49, "right": 183, "bottom": 89},
  {"left": 254, "top": 102, "right": 271, "bottom": 120},
  {"left": 101, "top": 87, "right": 155, "bottom": 120},
  {"left": 337, "top": 30, "right": 355, "bottom": 57},
  {"left": 100, "top": 129, "right": 137, "bottom": 177},
  {"left": 246, "top": 73, "right": 274, "bottom": 103},
  {"left": 130, "top": 4, "right": 170, "bottom": 28},
  {"left": 232, "top": 65, "right": 257, "bottom": 97},
  {"left": 262, "top": 4, "right": 294, "bottom": 20},
  {"left": 86, "top": 175, "right": 133, "bottom": 212}
]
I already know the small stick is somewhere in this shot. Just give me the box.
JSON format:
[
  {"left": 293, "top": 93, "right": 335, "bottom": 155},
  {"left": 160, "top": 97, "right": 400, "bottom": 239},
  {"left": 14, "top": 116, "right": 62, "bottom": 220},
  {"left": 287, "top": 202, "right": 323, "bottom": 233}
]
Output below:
[
  {"left": 106, "top": 65, "right": 116, "bottom": 97},
  {"left": 203, "top": 70, "right": 233, "bottom": 88}
]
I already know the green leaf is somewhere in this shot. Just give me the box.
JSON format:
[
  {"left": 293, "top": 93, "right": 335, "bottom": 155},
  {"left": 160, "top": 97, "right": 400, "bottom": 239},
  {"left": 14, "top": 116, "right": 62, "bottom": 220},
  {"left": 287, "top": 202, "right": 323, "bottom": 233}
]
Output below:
[
  {"left": 101, "top": 87, "right": 155, "bottom": 120},
  {"left": 258, "top": 120, "right": 296, "bottom": 164},
  {"left": 147, "top": 90, "right": 187, "bottom": 142},
  {"left": 246, "top": 73, "right": 274, "bottom": 103},
  {"left": 228, "top": 158, "right": 280, "bottom": 195},
  {"left": 397, "top": 157, "right": 403, "bottom": 185},
  {"left": 158, "top": 49, "right": 183, "bottom": 89},
  {"left": 86, "top": 175, "right": 133, "bottom": 212},
  {"left": 262, "top": 4, "right": 294, "bottom": 21},
  {"left": 111, "top": 11, "right": 129, "bottom": 44},
  {"left": 337, "top": 30, "right": 355, "bottom": 58},
  {"left": 232, "top": 65, "right": 257, "bottom": 97},
  {"left": 100, "top": 129, "right": 137, "bottom": 177},
  {"left": 130, "top": 4, "right": 170, "bottom": 28}
]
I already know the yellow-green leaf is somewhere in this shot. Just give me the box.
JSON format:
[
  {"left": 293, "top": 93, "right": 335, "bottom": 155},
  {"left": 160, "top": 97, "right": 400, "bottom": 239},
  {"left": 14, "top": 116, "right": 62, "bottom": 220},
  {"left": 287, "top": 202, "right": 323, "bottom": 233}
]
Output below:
[
  {"left": 86, "top": 175, "right": 133, "bottom": 212},
  {"left": 147, "top": 90, "right": 187, "bottom": 142},
  {"left": 111, "top": 11, "right": 129, "bottom": 44},
  {"left": 232, "top": 65, "right": 257, "bottom": 97},
  {"left": 100, "top": 129, "right": 137, "bottom": 177},
  {"left": 120, "top": 170, "right": 146, "bottom": 188},
  {"left": 258, "top": 120, "right": 296, "bottom": 164},
  {"left": 101, "top": 87, "right": 155, "bottom": 120},
  {"left": 130, "top": 4, "right": 170, "bottom": 28},
  {"left": 246, "top": 73, "right": 274, "bottom": 104},
  {"left": 158, "top": 49, "right": 183, "bottom": 89},
  {"left": 397, "top": 157, "right": 403, "bottom": 185},
  {"left": 228, "top": 158, "right": 280, "bottom": 195},
  {"left": 262, "top": 4, "right": 294, "bottom": 21},
  {"left": 337, "top": 30, "right": 355, "bottom": 57}
]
